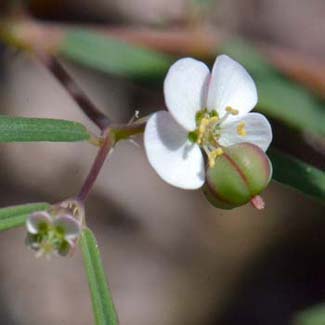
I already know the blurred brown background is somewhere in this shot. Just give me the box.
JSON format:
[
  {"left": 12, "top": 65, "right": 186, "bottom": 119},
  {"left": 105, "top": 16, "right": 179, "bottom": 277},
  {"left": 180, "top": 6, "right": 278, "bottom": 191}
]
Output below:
[{"left": 0, "top": 0, "right": 324, "bottom": 324}]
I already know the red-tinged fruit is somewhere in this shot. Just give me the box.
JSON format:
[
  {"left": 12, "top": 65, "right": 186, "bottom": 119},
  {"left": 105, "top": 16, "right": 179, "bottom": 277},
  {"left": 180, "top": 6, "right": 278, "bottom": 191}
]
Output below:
[{"left": 203, "top": 142, "right": 272, "bottom": 209}]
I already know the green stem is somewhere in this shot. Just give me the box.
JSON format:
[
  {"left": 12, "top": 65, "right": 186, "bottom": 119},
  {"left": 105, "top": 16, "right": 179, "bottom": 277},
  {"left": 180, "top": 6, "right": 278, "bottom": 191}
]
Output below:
[{"left": 111, "top": 121, "right": 146, "bottom": 142}]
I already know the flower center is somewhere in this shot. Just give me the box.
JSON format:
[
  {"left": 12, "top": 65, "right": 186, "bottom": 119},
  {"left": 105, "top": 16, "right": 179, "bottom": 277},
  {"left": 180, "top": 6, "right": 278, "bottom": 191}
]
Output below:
[
  {"left": 26, "top": 221, "right": 70, "bottom": 257},
  {"left": 188, "top": 106, "right": 247, "bottom": 167}
]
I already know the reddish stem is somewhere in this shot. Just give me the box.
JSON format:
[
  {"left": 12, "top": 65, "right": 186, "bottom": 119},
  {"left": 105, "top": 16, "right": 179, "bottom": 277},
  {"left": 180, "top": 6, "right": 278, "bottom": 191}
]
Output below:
[
  {"left": 38, "top": 53, "right": 111, "bottom": 130},
  {"left": 77, "top": 130, "right": 113, "bottom": 202}
]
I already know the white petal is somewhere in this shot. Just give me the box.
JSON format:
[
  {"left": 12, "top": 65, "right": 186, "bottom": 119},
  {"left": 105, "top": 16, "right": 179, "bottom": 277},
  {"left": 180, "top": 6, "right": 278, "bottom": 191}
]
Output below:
[
  {"left": 164, "top": 58, "right": 210, "bottom": 131},
  {"left": 144, "top": 111, "right": 205, "bottom": 189},
  {"left": 54, "top": 215, "right": 81, "bottom": 242},
  {"left": 219, "top": 112, "right": 273, "bottom": 151},
  {"left": 207, "top": 55, "right": 257, "bottom": 124},
  {"left": 26, "top": 211, "right": 52, "bottom": 234}
]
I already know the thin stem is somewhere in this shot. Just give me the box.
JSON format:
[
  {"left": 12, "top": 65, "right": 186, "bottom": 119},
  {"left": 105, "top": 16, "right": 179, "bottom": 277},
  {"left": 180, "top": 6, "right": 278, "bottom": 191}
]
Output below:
[
  {"left": 38, "top": 53, "right": 111, "bottom": 130},
  {"left": 34, "top": 45, "right": 147, "bottom": 202},
  {"left": 77, "top": 119, "right": 147, "bottom": 202},
  {"left": 77, "top": 130, "right": 114, "bottom": 202}
]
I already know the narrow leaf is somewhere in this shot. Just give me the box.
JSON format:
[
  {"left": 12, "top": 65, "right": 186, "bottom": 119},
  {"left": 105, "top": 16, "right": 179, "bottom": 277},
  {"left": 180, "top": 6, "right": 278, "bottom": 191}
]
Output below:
[
  {"left": 0, "top": 202, "right": 50, "bottom": 231},
  {"left": 221, "top": 39, "right": 325, "bottom": 136},
  {"left": 269, "top": 149, "right": 325, "bottom": 201},
  {"left": 0, "top": 115, "right": 90, "bottom": 142},
  {"left": 80, "top": 227, "right": 118, "bottom": 325},
  {"left": 59, "top": 29, "right": 172, "bottom": 79}
]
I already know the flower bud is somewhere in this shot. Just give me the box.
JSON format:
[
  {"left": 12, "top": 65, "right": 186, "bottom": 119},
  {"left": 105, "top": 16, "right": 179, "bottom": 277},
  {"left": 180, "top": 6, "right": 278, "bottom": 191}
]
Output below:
[
  {"left": 25, "top": 200, "right": 84, "bottom": 258},
  {"left": 203, "top": 143, "right": 272, "bottom": 209}
]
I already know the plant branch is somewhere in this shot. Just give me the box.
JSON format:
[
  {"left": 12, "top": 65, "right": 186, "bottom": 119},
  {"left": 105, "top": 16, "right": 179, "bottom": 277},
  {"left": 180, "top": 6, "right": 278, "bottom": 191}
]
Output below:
[
  {"left": 37, "top": 53, "right": 111, "bottom": 130},
  {"left": 36, "top": 48, "right": 148, "bottom": 202},
  {"left": 76, "top": 119, "right": 147, "bottom": 202},
  {"left": 111, "top": 120, "right": 146, "bottom": 142},
  {"left": 77, "top": 130, "right": 114, "bottom": 202}
]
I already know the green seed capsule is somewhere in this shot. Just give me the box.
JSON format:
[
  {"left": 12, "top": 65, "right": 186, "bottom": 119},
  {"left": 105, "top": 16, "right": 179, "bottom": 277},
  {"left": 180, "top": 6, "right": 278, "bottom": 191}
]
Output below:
[{"left": 203, "top": 143, "right": 272, "bottom": 209}]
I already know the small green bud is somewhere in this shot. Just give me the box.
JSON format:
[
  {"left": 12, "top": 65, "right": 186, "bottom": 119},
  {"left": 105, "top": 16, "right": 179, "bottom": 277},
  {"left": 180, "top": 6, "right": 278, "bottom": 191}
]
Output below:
[{"left": 203, "top": 143, "right": 272, "bottom": 209}]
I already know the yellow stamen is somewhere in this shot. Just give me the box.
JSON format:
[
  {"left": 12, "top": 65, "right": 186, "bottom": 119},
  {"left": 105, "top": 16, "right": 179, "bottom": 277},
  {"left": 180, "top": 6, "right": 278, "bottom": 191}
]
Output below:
[
  {"left": 237, "top": 122, "right": 247, "bottom": 136},
  {"left": 197, "top": 117, "right": 209, "bottom": 144},
  {"left": 226, "top": 106, "right": 239, "bottom": 115},
  {"left": 208, "top": 147, "right": 224, "bottom": 168},
  {"left": 199, "top": 118, "right": 209, "bottom": 133}
]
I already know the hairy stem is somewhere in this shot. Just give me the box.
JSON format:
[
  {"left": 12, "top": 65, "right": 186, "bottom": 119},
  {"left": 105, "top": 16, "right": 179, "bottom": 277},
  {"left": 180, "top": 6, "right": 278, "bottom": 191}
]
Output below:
[
  {"left": 38, "top": 53, "right": 111, "bottom": 130},
  {"left": 77, "top": 130, "right": 114, "bottom": 202}
]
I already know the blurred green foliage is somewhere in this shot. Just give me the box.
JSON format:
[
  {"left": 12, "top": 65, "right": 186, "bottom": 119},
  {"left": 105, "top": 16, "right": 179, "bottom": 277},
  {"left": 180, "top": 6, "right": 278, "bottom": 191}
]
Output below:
[
  {"left": 294, "top": 304, "right": 325, "bottom": 325},
  {"left": 60, "top": 29, "right": 172, "bottom": 80},
  {"left": 221, "top": 39, "right": 325, "bottom": 136}
]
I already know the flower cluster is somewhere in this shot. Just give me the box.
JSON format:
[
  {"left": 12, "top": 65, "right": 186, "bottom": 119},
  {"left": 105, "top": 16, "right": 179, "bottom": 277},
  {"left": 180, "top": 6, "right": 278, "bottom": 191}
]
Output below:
[
  {"left": 26, "top": 200, "right": 84, "bottom": 258},
  {"left": 144, "top": 55, "right": 272, "bottom": 190}
]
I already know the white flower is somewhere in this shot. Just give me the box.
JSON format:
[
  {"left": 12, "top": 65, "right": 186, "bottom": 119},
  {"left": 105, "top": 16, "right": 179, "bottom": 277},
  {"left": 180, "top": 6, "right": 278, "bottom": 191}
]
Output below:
[{"left": 144, "top": 55, "right": 272, "bottom": 189}]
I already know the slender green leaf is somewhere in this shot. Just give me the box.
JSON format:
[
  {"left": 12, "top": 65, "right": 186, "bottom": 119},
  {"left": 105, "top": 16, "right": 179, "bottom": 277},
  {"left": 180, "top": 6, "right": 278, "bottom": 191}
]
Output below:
[
  {"left": 221, "top": 39, "right": 325, "bottom": 136},
  {"left": 59, "top": 29, "right": 172, "bottom": 80},
  {"left": 269, "top": 149, "right": 325, "bottom": 201},
  {"left": 0, "top": 214, "right": 30, "bottom": 231},
  {"left": 80, "top": 228, "right": 118, "bottom": 325},
  {"left": 0, "top": 202, "right": 50, "bottom": 231},
  {"left": 0, "top": 115, "right": 90, "bottom": 142},
  {"left": 294, "top": 304, "right": 325, "bottom": 325}
]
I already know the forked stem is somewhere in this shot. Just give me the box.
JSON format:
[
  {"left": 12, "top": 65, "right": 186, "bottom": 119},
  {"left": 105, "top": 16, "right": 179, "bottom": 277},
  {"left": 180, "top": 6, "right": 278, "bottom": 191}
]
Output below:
[{"left": 37, "top": 51, "right": 147, "bottom": 203}]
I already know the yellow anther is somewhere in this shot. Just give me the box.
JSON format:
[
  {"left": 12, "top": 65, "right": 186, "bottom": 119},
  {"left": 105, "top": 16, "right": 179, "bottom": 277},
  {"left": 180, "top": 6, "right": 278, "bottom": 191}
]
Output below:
[
  {"left": 209, "top": 116, "right": 219, "bottom": 124},
  {"left": 208, "top": 147, "right": 224, "bottom": 168},
  {"left": 226, "top": 106, "right": 239, "bottom": 115},
  {"left": 215, "top": 147, "right": 224, "bottom": 156},
  {"left": 237, "top": 122, "right": 247, "bottom": 136}
]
